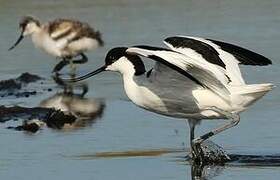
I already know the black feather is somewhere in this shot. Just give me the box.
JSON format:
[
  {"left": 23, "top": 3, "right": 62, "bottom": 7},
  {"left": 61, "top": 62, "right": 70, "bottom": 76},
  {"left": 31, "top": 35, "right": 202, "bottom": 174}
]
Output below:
[
  {"left": 165, "top": 37, "right": 226, "bottom": 68},
  {"left": 207, "top": 39, "right": 272, "bottom": 66},
  {"left": 148, "top": 55, "right": 205, "bottom": 87}
]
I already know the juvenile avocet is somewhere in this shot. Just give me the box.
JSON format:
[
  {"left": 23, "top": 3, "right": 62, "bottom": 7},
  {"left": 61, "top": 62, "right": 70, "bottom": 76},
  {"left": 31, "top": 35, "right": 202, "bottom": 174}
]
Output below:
[
  {"left": 9, "top": 16, "right": 104, "bottom": 74},
  {"left": 66, "top": 36, "right": 273, "bottom": 163}
]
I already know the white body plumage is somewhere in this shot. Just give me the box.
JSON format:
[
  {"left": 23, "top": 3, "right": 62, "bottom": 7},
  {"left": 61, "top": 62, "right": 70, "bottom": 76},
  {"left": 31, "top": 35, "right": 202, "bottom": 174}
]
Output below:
[{"left": 107, "top": 55, "right": 272, "bottom": 120}]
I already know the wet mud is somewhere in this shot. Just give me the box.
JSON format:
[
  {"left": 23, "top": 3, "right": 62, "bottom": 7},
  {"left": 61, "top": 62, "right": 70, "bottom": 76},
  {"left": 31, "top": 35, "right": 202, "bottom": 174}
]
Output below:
[
  {"left": 0, "top": 73, "right": 105, "bottom": 133},
  {"left": 0, "top": 72, "right": 46, "bottom": 98}
]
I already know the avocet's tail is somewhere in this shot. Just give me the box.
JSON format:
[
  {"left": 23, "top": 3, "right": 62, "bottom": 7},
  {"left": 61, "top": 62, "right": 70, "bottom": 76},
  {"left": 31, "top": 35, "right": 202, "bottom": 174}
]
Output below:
[{"left": 230, "top": 83, "right": 274, "bottom": 107}]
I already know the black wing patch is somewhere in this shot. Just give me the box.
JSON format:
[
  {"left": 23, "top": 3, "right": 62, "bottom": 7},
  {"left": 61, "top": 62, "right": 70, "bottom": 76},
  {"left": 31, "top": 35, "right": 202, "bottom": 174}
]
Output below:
[
  {"left": 164, "top": 37, "right": 226, "bottom": 68},
  {"left": 147, "top": 55, "right": 205, "bottom": 87},
  {"left": 207, "top": 39, "right": 272, "bottom": 66},
  {"left": 134, "top": 45, "right": 173, "bottom": 52},
  {"left": 130, "top": 45, "right": 204, "bottom": 86}
]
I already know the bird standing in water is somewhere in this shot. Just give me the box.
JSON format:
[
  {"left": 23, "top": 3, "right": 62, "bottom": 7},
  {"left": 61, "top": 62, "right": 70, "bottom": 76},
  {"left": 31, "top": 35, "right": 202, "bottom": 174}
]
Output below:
[
  {"left": 9, "top": 16, "right": 104, "bottom": 75},
  {"left": 66, "top": 36, "right": 273, "bottom": 164}
]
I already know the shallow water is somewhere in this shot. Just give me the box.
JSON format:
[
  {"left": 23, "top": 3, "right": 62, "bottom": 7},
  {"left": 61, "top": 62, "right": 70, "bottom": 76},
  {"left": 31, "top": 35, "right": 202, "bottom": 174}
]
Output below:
[{"left": 1, "top": 0, "right": 280, "bottom": 179}]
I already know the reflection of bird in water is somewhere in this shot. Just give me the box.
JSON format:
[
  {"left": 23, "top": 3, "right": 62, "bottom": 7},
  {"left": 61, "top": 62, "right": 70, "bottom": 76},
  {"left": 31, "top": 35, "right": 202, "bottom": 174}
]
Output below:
[
  {"left": 67, "top": 36, "right": 273, "bottom": 164},
  {"left": 9, "top": 15, "right": 104, "bottom": 75},
  {"left": 191, "top": 163, "right": 224, "bottom": 180},
  {"left": 40, "top": 82, "right": 105, "bottom": 129}
]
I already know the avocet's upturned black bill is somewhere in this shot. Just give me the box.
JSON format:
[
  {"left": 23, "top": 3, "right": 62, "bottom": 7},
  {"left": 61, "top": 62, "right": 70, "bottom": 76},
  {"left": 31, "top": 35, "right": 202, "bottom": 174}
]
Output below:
[
  {"left": 68, "top": 65, "right": 106, "bottom": 82},
  {"left": 67, "top": 47, "right": 146, "bottom": 82},
  {"left": 8, "top": 33, "right": 24, "bottom": 50},
  {"left": 9, "top": 15, "right": 104, "bottom": 74},
  {"left": 67, "top": 36, "right": 273, "bottom": 163}
]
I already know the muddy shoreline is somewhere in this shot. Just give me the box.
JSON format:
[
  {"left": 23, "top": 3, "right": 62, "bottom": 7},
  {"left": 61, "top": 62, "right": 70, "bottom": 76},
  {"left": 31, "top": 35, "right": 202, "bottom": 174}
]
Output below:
[{"left": 0, "top": 72, "right": 104, "bottom": 133}]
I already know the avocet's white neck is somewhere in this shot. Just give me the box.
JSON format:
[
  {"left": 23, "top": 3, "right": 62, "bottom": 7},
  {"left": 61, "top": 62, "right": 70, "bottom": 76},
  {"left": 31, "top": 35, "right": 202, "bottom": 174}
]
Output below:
[
  {"left": 30, "top": 29, "right": 45, "bottom": 51},
  {"left": 106, "top": 57, "right": 142, "bottom": 103},
  {"left": 122, "top": 72, "right": 141, "bottom": 103},
  {"left": 106, "top": 56, "right": 165, "bottom": 110},
  {"left": 30, "top": 27, "right": 55, "bottom": 55},
  {"left": 121, "top": 71, "right": 167, "bottom": 112},
  {"left": 106, "top": 57, "right": 136, "bottom": 76}
]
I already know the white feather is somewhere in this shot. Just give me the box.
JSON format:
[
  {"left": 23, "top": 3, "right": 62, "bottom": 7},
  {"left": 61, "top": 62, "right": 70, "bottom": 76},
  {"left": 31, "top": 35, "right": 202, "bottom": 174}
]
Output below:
[
  {"left": 177, "top": 36, "right": 245, "bottom": 85},
  {"left": 126, "top": 47, "right": 231, "bottom": 101},
  {"left": 164, "top": 41, "right": 229, "bottom": 84}
]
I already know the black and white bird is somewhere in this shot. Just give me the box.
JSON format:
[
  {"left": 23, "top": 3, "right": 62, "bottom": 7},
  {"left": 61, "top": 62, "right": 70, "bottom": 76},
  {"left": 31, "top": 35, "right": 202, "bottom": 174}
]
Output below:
[
  {"left": 9, "top": 16, "right": 104, "bottom": 74},
  {"left": 66, "top": 36, "right": 273, "bottom": 163}
]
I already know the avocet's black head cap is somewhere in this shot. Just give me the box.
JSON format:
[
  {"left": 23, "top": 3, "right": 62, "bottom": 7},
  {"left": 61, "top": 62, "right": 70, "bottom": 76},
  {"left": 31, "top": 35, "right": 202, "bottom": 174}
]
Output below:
[
  {"left": 105, "top": 47, "right": 128, "bottom": 66},
  {"left": 105, "top": 47, "right": 146, "bottom": 76},
  {"left": 19, "top": 16, "right": 40, "bottom": 30}
]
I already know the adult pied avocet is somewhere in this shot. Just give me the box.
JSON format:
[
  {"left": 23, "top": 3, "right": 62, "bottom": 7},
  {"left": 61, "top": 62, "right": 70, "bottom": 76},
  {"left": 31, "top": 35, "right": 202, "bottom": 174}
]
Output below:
[{"left": 66, "top": 36, "right": 273, "bottom": 163}]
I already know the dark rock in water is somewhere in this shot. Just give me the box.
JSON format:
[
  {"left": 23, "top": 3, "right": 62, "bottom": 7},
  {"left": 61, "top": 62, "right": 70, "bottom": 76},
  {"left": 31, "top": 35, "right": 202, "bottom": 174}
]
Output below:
[
  {"left": 0, "top": 79, "right": 21, "bottom": 91},
  {"left": 16, "top": 72, "right": 43, "bottom": 83},
  {"left": 0, "top": 105, "right": 51, "bottom": 122},
  {"left": 0, "top": 72, "right": 44, "bottom": 98},
  {"left": 0, "top": 73, "right": 43, "bottom": 90}
]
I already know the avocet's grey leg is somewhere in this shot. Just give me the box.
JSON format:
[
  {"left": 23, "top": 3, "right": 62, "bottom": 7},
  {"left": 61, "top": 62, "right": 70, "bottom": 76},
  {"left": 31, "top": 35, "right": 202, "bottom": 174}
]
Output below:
[
  {"left": 187, "top": 119, "right": 204, "bottom": 163},
  {"left": 193, "top": 107, "right": 240, "bottom": 145},
  {"left": 53, "top": 58, "right": 69, "bottom": 74},
  {"left": 187, "top": 119, "right": 195, "bottom": 145}
]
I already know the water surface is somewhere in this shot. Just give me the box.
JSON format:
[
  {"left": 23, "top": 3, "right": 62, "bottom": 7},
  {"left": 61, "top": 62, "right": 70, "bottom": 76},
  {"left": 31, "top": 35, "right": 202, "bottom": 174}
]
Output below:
[{"left": 1, "top": 0, "right": 280, "bottom": 179}]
